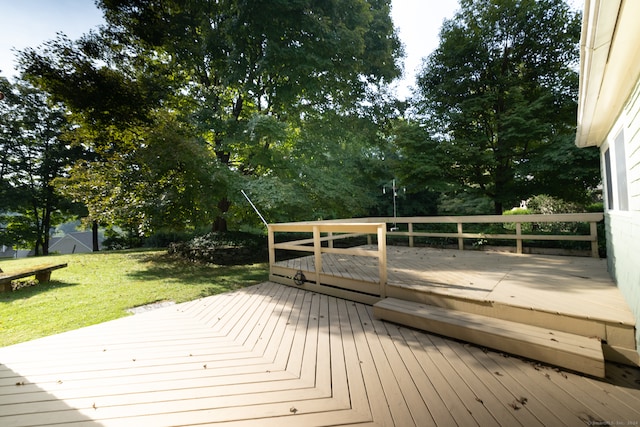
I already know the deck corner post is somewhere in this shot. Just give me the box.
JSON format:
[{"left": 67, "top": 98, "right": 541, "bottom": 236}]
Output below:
[
  {"left": 516, "top": 222, "right": 522, "bottom": 254},
  {"left": 377, "top": 224, "right": 388, "bottom": 298},
  {"left": 268, "top": 225, "right": 275, "bottom": 277}
]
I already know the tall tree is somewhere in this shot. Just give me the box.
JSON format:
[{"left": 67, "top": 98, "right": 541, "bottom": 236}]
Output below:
[
  {"left": 412, "top": 0, "right": 595, "bottom": 214},
  {"left": 20, "top": 0, "right": 402, "bottom": 233},
  {"left": 0, "top": 80, "right": 81, "bottom": 255}
]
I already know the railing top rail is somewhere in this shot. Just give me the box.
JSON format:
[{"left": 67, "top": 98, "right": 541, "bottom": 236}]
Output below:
[
  {"left": 365, "top": 213, "right": 603, "bottom": 224},
  {"left": 269, "top": 222, "right": 385, "bottom": 233},
  {"left": 268, "top": 213, "right": 603, "bottom": 229},
  {"left": 269, "top": 218, "right": 375, "bottom": 226}
]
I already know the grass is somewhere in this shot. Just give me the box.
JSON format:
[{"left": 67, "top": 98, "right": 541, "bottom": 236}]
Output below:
[{"left": 0, "top": 249, "right": 269, "bottom": 347}]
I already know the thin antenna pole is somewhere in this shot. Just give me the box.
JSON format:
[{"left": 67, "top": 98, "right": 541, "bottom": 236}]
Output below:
[
  {"left": 241, "top": 190, "right": 269, "bottom": 228},
  {"left": 392, "top": 179, "right": 397, "bottom": 228}
]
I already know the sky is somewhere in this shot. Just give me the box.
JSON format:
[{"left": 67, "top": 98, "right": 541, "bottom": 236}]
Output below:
[{"left": 0, "top": 0, "right": 460, "bottom": 100}]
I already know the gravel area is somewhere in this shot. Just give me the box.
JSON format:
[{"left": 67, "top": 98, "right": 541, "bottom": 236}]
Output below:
[{"left": 126, "top": 301, "right": 176, "bottom": 314}]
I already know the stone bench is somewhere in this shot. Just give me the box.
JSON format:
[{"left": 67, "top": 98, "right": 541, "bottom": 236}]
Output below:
[{"left": 0, "top": 263, "right": 68, "bottom": 292}]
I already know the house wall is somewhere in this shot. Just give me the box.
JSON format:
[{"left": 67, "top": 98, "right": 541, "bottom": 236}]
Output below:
[
  {"left": 603, "top": 77, "right": 640, "bottom": 353},
  {"left": 49, "top": 238, "right": 92, "bottom": 255}
]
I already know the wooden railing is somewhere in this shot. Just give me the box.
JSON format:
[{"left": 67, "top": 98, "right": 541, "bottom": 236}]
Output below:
[
  {"left": 369, "top": 213, "right": 603, "bottom": 258},
  {"left": 268, "top": 221, "right": 387, "bottom": 303},
  {"left": 268, "top": 213, "right": 604, "bottom": 304}
]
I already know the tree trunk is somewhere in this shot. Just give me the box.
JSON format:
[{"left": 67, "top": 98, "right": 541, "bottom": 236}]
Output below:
[
  {"left": 213, "top": 137, "right": 231, "bottom": 233},
  {"left": 92, "top": 220, "right": 99, "bottom": 251},
  {"left": 42, "top": 211, "right": 50, "bottom": 256},
  {"left": 212, "top": 197, "right": 231, "bottom": 232},
  {"left": 494, "top": 200, "right": 503, "bottom": 215}
]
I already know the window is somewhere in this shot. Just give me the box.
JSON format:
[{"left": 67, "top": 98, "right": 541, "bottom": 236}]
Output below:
[
  {"left": 614, "top": 130, "right": 629, "bottom": 211},
  {"left": 604, "top": 148, "right": 614, "bottom": 209}
]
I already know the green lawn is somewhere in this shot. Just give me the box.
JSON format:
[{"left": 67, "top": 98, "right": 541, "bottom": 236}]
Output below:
[{"left": 0, "top": 249, "right": 269, "bottom": 347}]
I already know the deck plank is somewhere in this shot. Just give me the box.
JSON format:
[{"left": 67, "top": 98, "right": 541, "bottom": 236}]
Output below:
[
  {"left": 370, "top": 314, "right": 435, "bottom": 425},
  {"left": 1, "top": 282, "right": 639, "bottom": 426},
  {"left": 408, "top": 330, "right": 483, "bottom": 426},
  {"left": 354, "top": 303, "right": 417, "bottom": 426},
  {"left": 345, "top": 300, "right": 396, "bottom": 425},
  {"left": 440, "top": 336, "right": 544, "bottom": 426},
  {"left": 472, "top": 343, "right": 598, "bottom": 425}
]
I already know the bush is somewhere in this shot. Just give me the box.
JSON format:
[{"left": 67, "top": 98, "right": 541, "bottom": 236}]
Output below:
[
  {"left": 168, "top": 231, "right": 267, "bottom": 265},
  {"left": 103, "top": 232, "right": 143, "bottom": 250},
  {"left": 145, "top": 230, "right": 199, "bottom": 248}
]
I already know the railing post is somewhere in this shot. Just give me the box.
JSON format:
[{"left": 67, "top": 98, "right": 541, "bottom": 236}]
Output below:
[
  {"left": 590, "top": 221, "right": 599, "bottom": 258},
  {"left": 313, "top": 226, "right": 322, "bottom": 285},
  {"left": 377, "top": 224, "right": 387, "bottom": 298},
  {"left": 268, "top": 225, "right": 275, "bottom": 278},
  {"left": 457, "top": 222, "right": 464, "bottom": 250},
  {"left": 408, "top": 222, "right": 414, "bottom": 247},
  {"left": 328, "top": 231, "right": 334, "bottom": 249},
  {"left": 516, "top": 222, "right": 522, "bottom": 254}
]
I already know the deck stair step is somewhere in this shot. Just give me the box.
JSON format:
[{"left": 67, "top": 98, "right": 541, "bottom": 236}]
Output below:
[{"left": 373, "top": 297, "right": 605, "bottom": 378}]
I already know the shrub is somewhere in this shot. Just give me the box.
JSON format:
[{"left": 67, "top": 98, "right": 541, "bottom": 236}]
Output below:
[
  {"left": 168, "top": 231, "right": 267, "bottom": 265},
  {"left": 145, "top": 230, "right": 198, "bottom": 248}
]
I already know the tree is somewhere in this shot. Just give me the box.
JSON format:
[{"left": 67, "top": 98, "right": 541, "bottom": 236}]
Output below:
[
  {"left": 19, "top": 0, "right": 402, "bottom": 234},
  {"left": 0, "top": 80, "right": 82, "bottom": 255},
  {"left": 412, "top": 0, "right": 596, "bottom": 214},
  {"left": 53, "top": 112, "right": 224, "bottom": 237}
]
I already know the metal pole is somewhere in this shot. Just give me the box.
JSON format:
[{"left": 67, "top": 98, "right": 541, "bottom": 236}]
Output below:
[
  {"left": 392, "top": 179, "right": 397, "bottom": 228},
  {"left": 241, "top": 190, "right": 268, "bottom": 228}
]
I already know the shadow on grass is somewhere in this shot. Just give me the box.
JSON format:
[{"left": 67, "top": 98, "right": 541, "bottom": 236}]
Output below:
[
  {"left": 126, "top": 252, "right": 269, "bottom": 297},
  {"left": 0, "top": 280, "right": 78, "bottom": 303}
]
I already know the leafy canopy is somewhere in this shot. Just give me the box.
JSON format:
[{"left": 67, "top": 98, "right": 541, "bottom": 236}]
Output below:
[
  {"left": 17, "top": 0, "right": 403, "bottom": 235},
  {"left": 408, "top": 0, "right": 597, "bottom": 213}
]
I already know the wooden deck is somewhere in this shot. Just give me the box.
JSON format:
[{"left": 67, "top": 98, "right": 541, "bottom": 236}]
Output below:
[
  {"left": 275, "top": 246, "right": 630, "bottom": 321},
  {"left": 272, "top": 246, "right": 638, "bottom": 368},
  {"left": 1, "top": 281, "right": 640, "bottom": 426}
]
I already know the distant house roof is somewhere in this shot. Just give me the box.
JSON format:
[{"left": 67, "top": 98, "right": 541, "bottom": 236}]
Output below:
[
  {"left": 0, "top": 245, "right": 16, "bottom": 258},
  {"left": 576, "top": 0, "right": 640, "bottom": 148},
  {"left": 49, "top": 232, "right": 101, "bottom": 253}
]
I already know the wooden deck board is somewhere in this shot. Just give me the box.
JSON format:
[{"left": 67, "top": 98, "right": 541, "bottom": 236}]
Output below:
[
  {"left": 345, "top": 298, "right": 396, "bottom": 425},
  {"left": 440, "top": 335, "right": 544, "bottom": 426},
  {"left": 407, "top": 330, "right": 486, "bottom": 426},
  {"left": 1, "top": 282, "right": 639, "bottom": 426},
  {"left": 353, "top": 302, "right": 416, "bottom": 426}
]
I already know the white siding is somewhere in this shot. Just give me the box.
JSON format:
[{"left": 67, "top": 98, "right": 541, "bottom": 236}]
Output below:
[
  {"left": 624, "top": 79, "right": 640, "bottom": 211},
  {"left": 606, "top": 211, "right": 640, "bottom": 353},
  {"left": 604, "top": 78, "right": 640, "bottom": 353}
]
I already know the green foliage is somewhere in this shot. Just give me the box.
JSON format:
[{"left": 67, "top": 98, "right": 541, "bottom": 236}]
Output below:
[
  {"left": 53, "top": 112, "right": 225, "bottom": 237},
  {"left": 168, "top": 232, "right": 267, "bottom": 265},
  {"left": 17, "top": 0, "right": 403, "bottom": 234},
  {"left": 392, "top": 120, "right": 450, "bottom": 193},
  {"left": 144, "top": 229, "right": 204, "bottom": 249},
  {"left": 412, "top": 0, "right": 590, "bottom": 214},
  {"left": 503, "top": 208, "right": 532, "bottom": 216},
  {"left": 102, "top": 228, "right": 143, "bottom": 251},
  {"left": 0, "top": 79, "right": 82, "bottom": 254},
  {"left": 438, "top": 192, "right": 495, "bottom": 216},
  {"left": 526, "top": 194, "right": 582, "bottom": 215}
]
